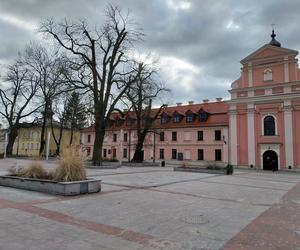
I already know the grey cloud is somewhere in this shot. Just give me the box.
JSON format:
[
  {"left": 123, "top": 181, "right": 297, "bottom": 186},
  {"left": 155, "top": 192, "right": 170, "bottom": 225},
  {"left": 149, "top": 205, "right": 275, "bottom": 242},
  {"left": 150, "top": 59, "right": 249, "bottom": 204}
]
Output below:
[{"left": 0, "top": 0, "right": 299, "bottom": 102}]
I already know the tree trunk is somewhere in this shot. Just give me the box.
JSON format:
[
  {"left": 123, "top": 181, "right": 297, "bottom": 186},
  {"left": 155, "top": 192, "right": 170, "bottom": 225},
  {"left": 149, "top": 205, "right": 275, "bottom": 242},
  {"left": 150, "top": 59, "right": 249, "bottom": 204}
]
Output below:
[
  {"left": 39, "top": 106, "right": 47, "bottom": 156},
  {"left": 56, "top": 145, "right": 60, "bottom": 156},
  {"left": 6, "top": 126, "right": 18, "bottom": 156},
  {"left": 132, "top": 133, "right": 146, "bottom": 162},
  {"left": 69, "top": 127, "right": 74, "bottom": 145},
  {"left": 92, "top": 119, "right": 105, "bottom": 166}
]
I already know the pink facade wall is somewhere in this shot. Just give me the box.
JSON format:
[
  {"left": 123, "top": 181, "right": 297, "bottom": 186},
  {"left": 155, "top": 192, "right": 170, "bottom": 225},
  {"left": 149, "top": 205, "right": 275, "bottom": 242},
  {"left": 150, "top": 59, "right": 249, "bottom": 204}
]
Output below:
[
  {"left": 252, "top": 64, "right": 284, "bottom": 87},
  {"left": 82, "top": 125, "right": 228, "bottom": 163}
]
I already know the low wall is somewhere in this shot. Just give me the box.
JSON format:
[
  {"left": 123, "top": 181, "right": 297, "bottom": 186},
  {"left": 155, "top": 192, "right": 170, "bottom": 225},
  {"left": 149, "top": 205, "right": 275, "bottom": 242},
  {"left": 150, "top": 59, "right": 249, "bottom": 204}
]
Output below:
[
  {"left": 174, "top": 167, "right": 227, "bottom": 175},
  {"left": 0, "top": 176, "right": 101, "bottom": 196}
]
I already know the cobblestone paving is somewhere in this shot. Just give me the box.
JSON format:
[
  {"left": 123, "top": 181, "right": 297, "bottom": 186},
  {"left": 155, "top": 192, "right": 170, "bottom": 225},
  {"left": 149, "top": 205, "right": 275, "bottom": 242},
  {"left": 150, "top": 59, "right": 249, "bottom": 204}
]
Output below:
[{"left": 0, "top": 159, "right": 299, "bottom": 250}]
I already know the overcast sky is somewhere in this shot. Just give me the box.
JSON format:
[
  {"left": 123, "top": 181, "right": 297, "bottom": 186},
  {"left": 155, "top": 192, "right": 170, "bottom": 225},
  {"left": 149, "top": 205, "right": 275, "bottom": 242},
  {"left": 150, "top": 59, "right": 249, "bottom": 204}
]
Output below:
[{"left": 1, "top": 0, "right": 300, "bottom": 104}]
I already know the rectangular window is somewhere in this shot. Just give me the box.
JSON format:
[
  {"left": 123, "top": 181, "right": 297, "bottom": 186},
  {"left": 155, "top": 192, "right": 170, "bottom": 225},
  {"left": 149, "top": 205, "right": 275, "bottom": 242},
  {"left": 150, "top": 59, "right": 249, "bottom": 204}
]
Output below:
[
  {"left": 126, "top": 119, "right": 132, "bottom": 126},
  {"left": 124, "top": 133, "right": 128, "bottom": 142},
  {"left": 184, "top": 132, "right": 191, "bottom": 141},
  {"left": 108, "top": 149, "right": 111, "bottom": 155},
  {"left": 160, "top": 132, "right": 165, "bottom": 141},
  {"left": 198, "top": 149, "right": 204, "bottom": 160},
  {"left": 159, "top": 149, "right": 164, "bottom": 159},
  {"left": 215, "top": 149, "right": 222, "bottom": 161},
  {"left": 198, "top": 131, "right": 203, "bottom": 141},
  {"left": 87, "top": 134, "right": 91, "bottom": 143},
  {"left": 173, "top": 115, "right": 180, "bottom": 123},
  {"left": 186, "top": 114, "right": 194, "bottom": 123},
  {"left": 172, "top": 149, "right": 177, "bottom": 159},
  {"left": 113, "top": 133, "right": 117, "bottom": 142},
  {"left": 30, "top": 143, "right": 33, "bottom": 150},
  {"left": 161, "top": 116, "right": 168, "bottom": 124},
  {"left": 215, "top": 130, "right": 221, "bottom": 141},
  {"left": 185, "top": 150, "right": 191, "bottom": 160},
  {"left": 103, "top": 148, "right": 107, "bottom": 158},
  {"left": 123, "top": 148, "right": 127, "bottom": 158},
  {"left": 172, "top": 131, "right": 177, "bottom": 141},
  {"left": 113, "top": 148, "right": 116, "bottom": 158}
]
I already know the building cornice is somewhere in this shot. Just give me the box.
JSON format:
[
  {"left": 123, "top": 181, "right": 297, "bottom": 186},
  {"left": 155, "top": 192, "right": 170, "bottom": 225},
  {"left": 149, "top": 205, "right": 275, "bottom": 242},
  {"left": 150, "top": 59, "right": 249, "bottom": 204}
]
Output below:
[
  {"left": 229, "top": 80, "right": 300, "bottom": 93},
  {"left": 227, "top": 92, "right": 300, "bottom": 105}
]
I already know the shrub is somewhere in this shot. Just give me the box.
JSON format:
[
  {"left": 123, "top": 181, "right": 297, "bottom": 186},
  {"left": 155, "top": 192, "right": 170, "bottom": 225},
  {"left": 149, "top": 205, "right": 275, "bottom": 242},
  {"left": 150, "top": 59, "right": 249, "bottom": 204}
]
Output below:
[
  {"left": 18, "top": 162, "right": 49, "bottom": 179},
  {"left": 54, "top": 146, "right": 86, "bottom": 182},
  {"left": 8, "top": 166, "right": 24, "bottom": 176}
]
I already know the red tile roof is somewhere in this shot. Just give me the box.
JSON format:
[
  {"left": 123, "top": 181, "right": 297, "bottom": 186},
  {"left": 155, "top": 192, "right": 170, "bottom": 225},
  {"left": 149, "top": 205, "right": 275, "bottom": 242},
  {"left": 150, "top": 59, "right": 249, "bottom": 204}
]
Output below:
[{"left": 81, "top": 101, "right": 229, "bottom": 132}]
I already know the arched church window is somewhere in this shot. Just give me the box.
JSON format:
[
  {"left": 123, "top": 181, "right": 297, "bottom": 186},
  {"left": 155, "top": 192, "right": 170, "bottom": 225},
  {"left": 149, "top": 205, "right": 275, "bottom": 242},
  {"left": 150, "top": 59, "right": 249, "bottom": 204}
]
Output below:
[
  {"left": 263, "top": 69, "right": 273, "bottom": 81},
  {"left": 264, "top": 115, "right": 276, "bottom": 136}
]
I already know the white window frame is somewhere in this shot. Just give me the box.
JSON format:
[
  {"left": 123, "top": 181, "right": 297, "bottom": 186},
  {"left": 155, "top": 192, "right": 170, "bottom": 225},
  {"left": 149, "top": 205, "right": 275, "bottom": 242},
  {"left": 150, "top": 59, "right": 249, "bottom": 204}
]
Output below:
[
  {"left": 184, "top": 131, "right": 191, "bottom": 141},
  {"left": 263, "top": 68, "right": 273, "bottom": 81},
  {"left": 262, "top": 114, "right": 277, "bottom": 136}
]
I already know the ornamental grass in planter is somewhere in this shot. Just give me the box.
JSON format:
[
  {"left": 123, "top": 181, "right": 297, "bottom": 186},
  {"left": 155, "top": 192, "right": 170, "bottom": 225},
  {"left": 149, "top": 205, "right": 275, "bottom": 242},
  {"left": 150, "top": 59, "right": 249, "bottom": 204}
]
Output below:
[
  {"left": 8, "top": 146, "right": 87, "bottom": 182},
  {"left": 53, "top": 146, "right": 86, "bottom": 182},
  {"left": 9, "top": 161, "right": 52, "bottom": 180}
]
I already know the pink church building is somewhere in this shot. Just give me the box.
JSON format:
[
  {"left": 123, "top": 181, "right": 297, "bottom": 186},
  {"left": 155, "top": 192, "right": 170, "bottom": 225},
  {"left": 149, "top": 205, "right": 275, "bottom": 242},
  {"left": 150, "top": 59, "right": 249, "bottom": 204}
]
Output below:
[
  {"left": 229, "top": 30, "right": 300, "bottom": 170},
  {"left": 81, "top": 30, "right": 300, "bottom": 170}
]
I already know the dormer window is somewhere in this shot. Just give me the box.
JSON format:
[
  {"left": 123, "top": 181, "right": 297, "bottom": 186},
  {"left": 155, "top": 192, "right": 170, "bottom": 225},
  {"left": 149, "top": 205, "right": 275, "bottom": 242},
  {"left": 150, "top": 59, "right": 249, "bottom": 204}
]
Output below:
[
  {"left": 198, "top": 109, "right": 209, "bottom": 122},
  {"left": 263, "top": 69, "right": 272, "bottom": 81},
  {"left": 186, "top": 114, "right": 194, "bottom": 123},
  {"left": 173, "top": 114, "right": 180, "bottom": 123},
  {"left": 161, "top": 114, "right": 169, "bottom": 124},
  {"left": 115, "top": 118, "right": 124, "bottom": 127},
  {"left": 126, "top": 118, "right": 132, "bottom": 126}
]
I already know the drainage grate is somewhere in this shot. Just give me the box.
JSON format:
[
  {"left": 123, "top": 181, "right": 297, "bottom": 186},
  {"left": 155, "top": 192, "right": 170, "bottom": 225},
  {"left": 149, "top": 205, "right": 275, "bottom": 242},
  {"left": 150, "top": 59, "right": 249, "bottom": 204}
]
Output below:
[{"left": 180, "top": 214, "right": 209, "bottom": 225}]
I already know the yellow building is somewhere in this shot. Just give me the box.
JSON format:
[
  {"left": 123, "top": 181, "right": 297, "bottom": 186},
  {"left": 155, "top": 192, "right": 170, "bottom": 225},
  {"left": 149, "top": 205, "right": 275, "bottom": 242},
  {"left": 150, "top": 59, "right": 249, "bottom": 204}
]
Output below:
[{"left": 14, "top": 122, "right": 80, "bottom": 157}]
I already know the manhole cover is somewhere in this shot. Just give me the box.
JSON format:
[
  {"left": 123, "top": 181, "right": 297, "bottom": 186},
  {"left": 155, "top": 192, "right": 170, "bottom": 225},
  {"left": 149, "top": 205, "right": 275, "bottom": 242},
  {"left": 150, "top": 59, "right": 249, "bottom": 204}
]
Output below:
[{"left": 180, "top": 214, "right": 209, "bottom": 225}]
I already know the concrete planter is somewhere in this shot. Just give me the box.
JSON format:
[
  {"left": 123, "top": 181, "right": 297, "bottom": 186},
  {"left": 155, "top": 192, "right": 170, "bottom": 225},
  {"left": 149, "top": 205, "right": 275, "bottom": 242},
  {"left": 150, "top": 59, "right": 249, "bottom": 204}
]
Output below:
[
  {"left": 174, "top": 167, "right": 227, "bottom": 175},
  {"left": 0, "top": 175, "right": 101, "bottom": 196}
]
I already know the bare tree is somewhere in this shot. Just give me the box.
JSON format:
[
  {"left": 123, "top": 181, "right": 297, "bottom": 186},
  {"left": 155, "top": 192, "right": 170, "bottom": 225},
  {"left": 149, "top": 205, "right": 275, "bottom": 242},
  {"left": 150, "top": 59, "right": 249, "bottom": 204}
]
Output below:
[
  {"left": 0, "top": 61, "right": 40, "bottom": 155},
  {"left": 50, "top": 95, "right": 68, "bottom": 156},
  {"left": 125, "top": 61, "right": 169, "bottom": 162},
  {"left": 22, "top": 42, "right": 67, "bottom": 156},
  {"left": 40, "top": 5, "right": 143, "bottom": 165}
]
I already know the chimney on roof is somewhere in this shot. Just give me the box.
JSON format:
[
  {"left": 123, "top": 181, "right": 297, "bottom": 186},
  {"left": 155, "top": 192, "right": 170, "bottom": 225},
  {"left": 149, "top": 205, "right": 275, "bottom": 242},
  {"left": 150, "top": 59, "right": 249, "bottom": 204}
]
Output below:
[
  {"left": 188, "top": 101, "right": 194, "bottom": 105},
  {"left": 176, "top": 102, "right": 182, "bottom": 106},
  {"left": 216, "top": 97, "right": 223, "bottom": 102},
  {"left": 203, "top": 99, "right": 209, "bottom": 103}
]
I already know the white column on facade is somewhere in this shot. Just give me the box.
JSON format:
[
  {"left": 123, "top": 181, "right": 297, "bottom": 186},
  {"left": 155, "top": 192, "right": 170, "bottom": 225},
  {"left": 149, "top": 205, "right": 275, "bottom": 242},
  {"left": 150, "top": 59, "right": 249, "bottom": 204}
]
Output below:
[
  {"left": 284, "top": 56, "right": 289, "bottom": 83},
  {"left": 222, "top": 127, "right": 229, "bottom": 164},
  {"left": 229, "top": 104, "right": 238, "bottom": 166},
  {"left": 283, "top": 100, "right": 294, "bottom": 168},
  {"left": 248, "top": 62, "right": 253, "bottom": 87},
  {"left": 247, "top": 103, "right": 255, "bottom": 167}
]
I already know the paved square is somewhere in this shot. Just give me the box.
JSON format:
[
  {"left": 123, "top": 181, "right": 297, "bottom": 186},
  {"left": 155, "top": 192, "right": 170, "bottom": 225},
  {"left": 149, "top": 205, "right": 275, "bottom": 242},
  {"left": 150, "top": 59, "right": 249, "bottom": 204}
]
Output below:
[{"left": 0, "top": 159, "right": 299, "bottom": 249}]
